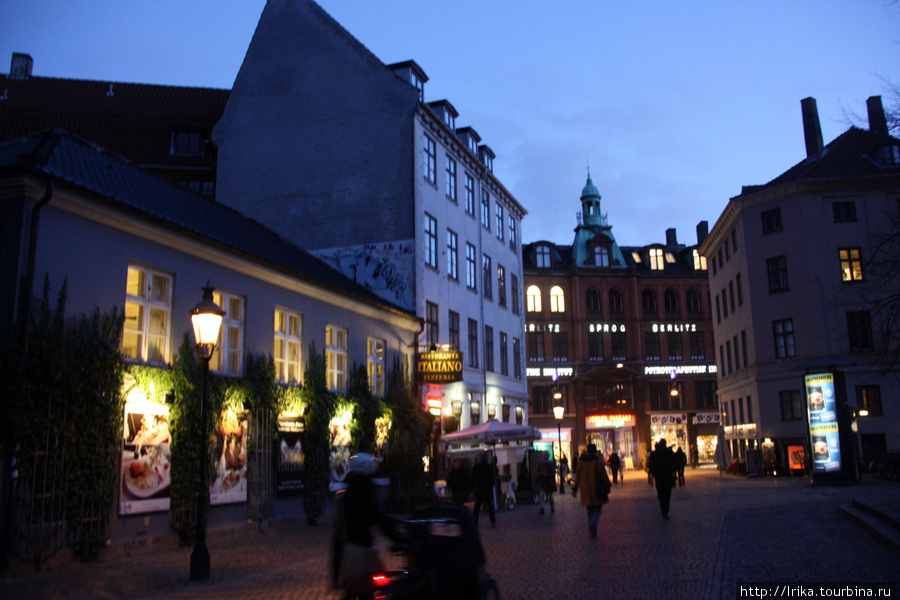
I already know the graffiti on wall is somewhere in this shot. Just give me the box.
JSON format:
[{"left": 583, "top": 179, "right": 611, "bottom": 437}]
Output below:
[{"left": 314, "top": 241, "right": 415, "bottom": 310}]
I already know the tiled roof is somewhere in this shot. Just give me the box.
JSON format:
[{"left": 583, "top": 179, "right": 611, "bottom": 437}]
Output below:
[
  {"left": 0, "top": 75, "right": 228, "bottom": 169},
  {"left": 523, "top": 240, "right": 701, "bottom": 277},
  {"left": 0, "top": 129, "right": 414, "bottom": 318}
]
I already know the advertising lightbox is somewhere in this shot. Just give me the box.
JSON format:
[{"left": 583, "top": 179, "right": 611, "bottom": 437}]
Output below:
[{"left": 805, "top": 372, "right": 842, "bottom": 473}]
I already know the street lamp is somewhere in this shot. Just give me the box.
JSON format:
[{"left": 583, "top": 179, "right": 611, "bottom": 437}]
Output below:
[
  {"left": 553, "top": 390, "right": 565, "bottom": 494},
  {"left": 189, "top": 281, "right": 225, "bottom": 582}
]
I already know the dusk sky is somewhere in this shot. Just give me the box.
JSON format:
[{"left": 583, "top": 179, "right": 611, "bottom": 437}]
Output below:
[{"left": 2, "top": 1, "right": 898, "bottom": 247}]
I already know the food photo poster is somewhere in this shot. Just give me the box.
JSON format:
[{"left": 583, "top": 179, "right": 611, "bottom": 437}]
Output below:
[{"left": 119, "top": 399, "right": 172, "bottom": 516}]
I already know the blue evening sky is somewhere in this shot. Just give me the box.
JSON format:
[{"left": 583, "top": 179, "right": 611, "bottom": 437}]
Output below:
[{"left": 2, "top": 1, "right": 897, "bottom": 247}]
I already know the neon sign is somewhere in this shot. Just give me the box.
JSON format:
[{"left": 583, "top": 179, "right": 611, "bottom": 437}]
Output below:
[{"left": 586, "top": 414, "right": 635, "bottom": 429}]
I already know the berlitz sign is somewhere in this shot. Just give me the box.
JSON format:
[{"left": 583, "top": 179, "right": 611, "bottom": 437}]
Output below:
[{"left": 415, "top": 350, "right": 464, "bottom": 383}]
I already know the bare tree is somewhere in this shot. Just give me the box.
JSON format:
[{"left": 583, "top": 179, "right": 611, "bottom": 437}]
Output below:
[
  {"left": 861, "top": 205, "right": 900, "bottom": 377},
  {"left": 839, "top": 76, "right": 900, "bottom": 135}
]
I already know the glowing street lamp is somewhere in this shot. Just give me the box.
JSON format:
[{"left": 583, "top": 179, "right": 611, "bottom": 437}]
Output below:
[
  {"left": 553, "top": 390, "right": 565, "bottom": 494},
  {"left": 188, "top": 281, "right": 224, "bottom": 582}
]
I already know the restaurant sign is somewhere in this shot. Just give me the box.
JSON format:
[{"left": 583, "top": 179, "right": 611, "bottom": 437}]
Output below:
[
  {"left": 586, "top": 414, "right": 636, "bottom": 429},
  {"left": 415, "top": 350, "right": 464, "bottom": 383}
]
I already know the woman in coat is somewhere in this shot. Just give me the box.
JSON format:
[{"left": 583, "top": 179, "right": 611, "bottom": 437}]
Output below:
[{"left": 571, "top": 444, "right": 611, "bottom": 538}]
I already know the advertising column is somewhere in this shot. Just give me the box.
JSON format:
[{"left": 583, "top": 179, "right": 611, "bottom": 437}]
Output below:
[{"left": 805, "top": 372, "right": 853, "bottom": 484}]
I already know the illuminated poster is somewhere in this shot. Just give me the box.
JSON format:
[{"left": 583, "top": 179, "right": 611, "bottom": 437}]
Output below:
[
  {"left": 119, "top": 400, "right": 171, "bottom": 515},
  {"left": 329, "top": 412, "right": 352, "bottom": 484},
  {"left": 276, "top": 414, "right": 306, "bottom": 496},
  {"left": 805, "top": 373, "right": 841, "bottom": 473},
  {"left": 210, "top": 409, "right": 248, "bottom": 505}
]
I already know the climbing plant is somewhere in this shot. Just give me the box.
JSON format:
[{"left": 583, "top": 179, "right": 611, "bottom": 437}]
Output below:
[
  {"left": 383, "top": 356, "right": 431, "bottom": 496},
  {"left": 301, "top": 343, "right": 334, "bottom": 525},
  {"left": 348, "top": 363, "right": 381, "bottom": 455}
]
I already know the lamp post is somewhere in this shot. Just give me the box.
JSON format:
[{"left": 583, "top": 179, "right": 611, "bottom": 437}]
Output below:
[
  {"left": 553, "top": 390, "right": 565, "bottom": 494},
  {"left": 189, "top": 281, "right": 225, "bottom": 582}
]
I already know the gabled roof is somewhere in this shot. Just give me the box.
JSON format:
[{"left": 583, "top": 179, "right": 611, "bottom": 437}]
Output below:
[
  {"left": 0, "top": 129, "right": 415, "bottom": 319},
  {"left": 0, "top": 74, "right": 229, "bottom": 169},
  {"left": 741, "top": 127, "right": 900, "bottom": 196}
]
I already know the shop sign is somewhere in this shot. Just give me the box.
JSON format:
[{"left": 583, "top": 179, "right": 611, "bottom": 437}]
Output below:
[
  {"left": 644, "top": 364, "right": 718, "bottom": 376},
  {"left": 649, "top": 413, "right": 687, "bottom": 425},
  {"left": 276, "top": 413, "right": 306, "bottom": 496},
  {"left": 805, "top": 372, "right": 842, "bottom": 473},
  {"left": 724, "top": 423, "right": 757, "bottom": 440},
  {"left": 119, "top": 399, "right": 171, "bottom": 516},
  {"left": 415, "top": 350, "right": 463, "bottom": 383},
  {"left": 526, "top": 366, "right": 574, "bottom": 378},
  {"left": 586, "top": 414, "right": 635, "bottom": 429},
  {"left": 693, "top": 412, "right": 720, "bottom": 425},
  {"left": 650, "top": 322, "right": 698, "bottom": 333}
]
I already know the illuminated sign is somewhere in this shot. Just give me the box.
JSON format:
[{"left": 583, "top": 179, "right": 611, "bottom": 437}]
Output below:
[
  {"left": 693, "top": 412, "right": 720, "bottom": 425},
  {"left": 586, "top": 414, "right": 636, "bottom": 429},
  {"left": 649, "top": 413, "right": 687, "bottom": 425},
  {"left": 415, "top": 350, "right": 463, "bottom": 383},
  {"left": 587, "top": 323, "right": 627, "bottom": 333},
  {"left": 526, "top": 367, "right": 574, "bottom": 378},
  {"left": 644, "top": 364, "right": 718, "bottom": 376},
  {"left": 650, "top": 323, "right": 698, "bottom": 333},
  {"left": 805, "top": 372, "right": 841, "bottom": 473}
]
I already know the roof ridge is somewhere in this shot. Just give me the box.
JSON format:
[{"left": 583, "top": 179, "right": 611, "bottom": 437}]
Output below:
[{"left": 0, "top": 73, "right": 230, "bottom": 92}]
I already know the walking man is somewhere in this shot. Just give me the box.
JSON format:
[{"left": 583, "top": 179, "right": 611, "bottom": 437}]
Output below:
[
  {"left": 471, "top": 451, "right": 496, "bottom": 528},
  {"left": 648, "top": 439, "right": 676, "bottom": 519}
]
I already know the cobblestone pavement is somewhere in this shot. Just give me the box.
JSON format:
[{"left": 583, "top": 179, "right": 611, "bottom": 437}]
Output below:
[{"left": 2, "top": 467, "right": 898, "bottom": 600}]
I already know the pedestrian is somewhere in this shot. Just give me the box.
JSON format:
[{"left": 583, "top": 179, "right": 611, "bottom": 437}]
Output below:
[
  {"left": 447, "top": 457, "right": 470, "bottom": 505},
  {"left": 535, "top": 451, "right": 556, "bottom": 515},
  {"left": 559, "top": 453, "right": 569, "bottom": 483},
  {"left": 471, "top": 451, "right": 496, "bottom": 528},
  {"left": 690, "top": 444, "right": 699, "bottom": 469},
  {"left": 674, "top": 446, "right": 687, "bottom": 487},
  {"left": 608, "top": 451, "right": 622, "bottom": 485},
  {"left": 571, "top": 443, "right": 612, "bottom": 538},
  {"left": 648, "top": 439, "right": 676, "bottom": 519},
  {"left": 645, "top": 447, "right": 654, "bottom": 486}
]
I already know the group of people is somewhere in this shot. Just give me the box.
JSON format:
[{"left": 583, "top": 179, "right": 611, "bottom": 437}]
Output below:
[
  {"left": 446, "top": 452, "right": 498, "bottom": 528},
  {"left": 646, "top": 439, "right": 689, "bottom": 519}
]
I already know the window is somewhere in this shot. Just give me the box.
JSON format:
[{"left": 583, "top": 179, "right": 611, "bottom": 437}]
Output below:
[
  {"left": 171, "top": 130, "right": 203, "bottom": 156},
  {"left": 495, "top": 204, "right": 504, "bottom": 240},
  {"left": 423, "top": 136, "right": 436, "bottom": 184},
  {"left": 689, "top": 331, "right": 705, "bottom": 360},
  {"left": 856, "top": 385, "right": 883, "bottom": 416},
  {"left": 274, "top": 308, "right": 302, "bottom": 384},
  {"left": 465, "top": 174, "right": 475, "bottom": 215},
  {"left": 732, "top": 335, "right": 740, "bottom": 370},
  {"left": 729, "top": 281, "right": 736, "bottom": 313},
  {"left": 466, "top": 243, "right": 477, "bottom": 290},
  {"left": 588, "top": 328, "right": 604, "bottom": 361},
  {"left": 482, "top": 254, "right": 492, "bottom": 300},
  {"left": 696, "top": 381, "right": 717, "bottom": 410},
  {"left": 667, "top": 332, "right": 683, "bottom": 360},
  {"left": 447, "top": 230, "right": 458, "bottom": 280},
  {"left": 468, "top": 319, "right": 479, "bottom": 368},
  {"left": 649, "top": 248, "right": 664, "bottom": 270},
  {"left": 880, "top": 145, "right": 900, "bottom": 166},
  {"left": 664, "top": 289, "right": 679, "bottom": 315},
  {"left": 500, "top": 332, "right": 508, "bottom": 376},
  {"left": 511, "top": 274, "right": 520, "bottom": 314},
  {"left": 508, "top": 215, "right": 517, "bottom": 251},
  {"left": 550, "top": 285, "right": 565, "bottom": 313},
  {"left": 645, "top": 332, "right": 660, "bottom": 361},
  {"left": 611, "top": 331, "right": 626, "bottom": 360},
  {"left": 839, "top": 248, "right": 863, "bottom": 282},
  {"left": 326, "top": 324, "right": 348, "bottom": 392},
  {"left": 761, "top": 208, "right": 782, "bottom": 234},
  {"left": 609, "top": 289, "right": 624, "bottom": 314},
  {"left": 513, "top": 338, "right": 522, "bottom": 378},
  {"left": 741, "top": 330, "right": 748, "bottom": 368},
  {"left": 484, "top": 326, "right": 494, "bottom": 372},
  {"left": 767, "top": 256, "right": 789, "bottom": 292},
  {"left": 594, "top": 245, "right": 610, "bottom": 267},
  {"left": 731, "top": 228, "right": 738, "bottom": 253},
  {"left": 586, "top": 289, "right": 601, "bottom": 314},
  {"left": 445, "top": 157, "right": 457, "bottom": 201},
  {"left": 833, "top": 201, "right": 857, "bottom": 223},
  {"left": 692, "top": 249, "right": 707, "bottom": 270},
  {"left": 780, "top": 390, "right": 803, "bottom": 421},
  {"left": 449, "top": 310, "right": 460, "bottom": 349},
  {"left": 367, "top": 338, "right": 385, "bottom": 397},
  {"left": 122, "top": 264, "right": 172, "bottom": 364},
  {"left": 497, "top": 264, "right": 506, "bottom": 307},
  {"left": 715, "top": 295, "right": 721, "bottom": 323},
  {"left": 535, "top": 245, "right": 551, "bottom": 268},
  {"left": 526, "top": 285, "right": 542, "bottom": 313},
  {"left": 773, "top": 319, "right": 795, "bottom": 358},
  {"left": 213, "top": 290, "right": 244, "bottom": 375},
  {"left": 481, "top": 190, "right": 491, "bottom": 230},
  {"left": 527, "top": 331, "right": 544, "bottom": 362},
  {"left": 552, "top": 330, "right": 568, "bottom": 362},
  {"left": 642, "top": 289, "right": 657, "bottom": 315},
  {"left": 687, "top": 288, "right": 701, "bottom": 314},
  {"left": 424, "top": 213, "right": 438, "bottom": 268},
  {"left": 847, "top": 311, "right": 873, "bottom": 352},
  {"left": 426, "top": 301, "right": 439, "bottom": 347},
  {"left": 721, "top": 289, "right": 728, "bottom": 318},
  {"left": 736, "top": 274, "right": 744, "bottom": 306}
]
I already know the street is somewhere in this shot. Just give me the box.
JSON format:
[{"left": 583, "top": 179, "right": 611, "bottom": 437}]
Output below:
[{"left": 2, "top": 466, "right": 897, "bottom": 600}]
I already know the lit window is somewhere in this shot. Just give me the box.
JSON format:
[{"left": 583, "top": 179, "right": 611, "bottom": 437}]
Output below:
[
  {"left": 274, "top": 308, "right": 302, "bottom": 384},
  {"left": 122, "top": 264, "right": 172, "bottom": 364},
  {"left": 839, "top": 248, "right": 863, "bottom": 281},
  {"left": 692, "top": 249, "right": 707, "bottom": 270},
  {"left": 326, "top": 324, "right": 348, "bottom": 392},
  {"left": 213, "top": 290, "right": 245, "bottom": 375},
  {"left": 649, "top": 248, "right": 664, "bottom": 270},
  {"left": 550, "top": 285, "right": 565, "bottom": 313},
  {"left": 526, "top": 285, "right": 542, "bottom": 312},
  {"left": 367, "top": 338, "right": 385, "bottom": 397}
]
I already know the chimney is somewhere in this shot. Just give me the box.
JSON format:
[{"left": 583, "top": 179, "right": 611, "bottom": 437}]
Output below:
[
  {"left": 867, "top": 96, "right": 888, "bottom": 134},
  {"left": 696, "top": 221, "right": 709, "bottom": 245},
  {"left": 665, "top": 228, "right": 678, "bottom": 247},
  {"left": 801, "top": 97, "right": 824, "bottom": 159},
  {"left": 9, "top": 52, "right": 33, "bottom": 79}
]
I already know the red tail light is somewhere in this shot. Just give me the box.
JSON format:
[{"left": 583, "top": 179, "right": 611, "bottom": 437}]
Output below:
[{"left": 372, "top": 573, "right": 390, "bottom": 587}]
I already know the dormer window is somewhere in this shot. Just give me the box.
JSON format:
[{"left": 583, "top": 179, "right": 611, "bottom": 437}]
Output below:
[
  {"left": 535, "top": 245, "right": 551, "bottom": 268},
  {"left": 456, "top": 127, "right": 481, "bottom": 155},
  {"left": 387, "top": 60, "right": 428, "bottom": 102},
  {"left": 592, "top": 245, "right": 610, "bottom": 267},
  {"left": 649, "top": 248, "right": 664, "bottom": 270},
  {"left": 478, "top": 145, "right": 495, "bottom": 172},
  {"left": 692, "top": 249, "right": 708, "bottom": 270},
  {"left": 879, "top": 144, "right": 900, "bottom": 166},
  {"left": 427, "top": 100, "right": 458, "bottom": 130},
  {"left": 171, "top": 130, "right": 204, "bottom": 156}
]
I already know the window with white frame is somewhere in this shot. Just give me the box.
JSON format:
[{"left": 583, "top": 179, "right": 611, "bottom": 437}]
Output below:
[
  {"left": 274, "top": 307, "right": 302, "bottom": 384},
  {"left": 508, "top": 215, "right": 517, "bottom": 251},
  {"left": 482, "top": 254, "right": 492, "bottom": 299},
  {"left": 535, "top": 245, "right": 551, "bottom": 268},
  {"left": 425, "top": 213, "right": 438, "bottom": 268},
  {"left": 326, "top": 324, "right": 348, "bottom": 392},
  {"left": 445, "top": 157, "right": 457, "bottom": 201},
  {"left": 213, "top": 290, "right": 245, "bottom": 375},
  {"left": 481, "top": 190, "right": 491, "bottom": 230},
  {"left": 495, "top": 204, "right": 504, "bottom": 240},
  {"left": 367, "top": 337, "right": 385, "bottom": 397},
  {"left": 693, "top": 249, "right": 707, "bottom": 270},
  {"left": 649, "top": 248, "right": 664, "bottom": 270},
  {"left": 466, "top": 243, "right": 477, "bottom": 290},
  {"left": 497, "top": 264, "right": 506, "bottom": 307},
  {"left": 122, "top": 264, "right": 172, "bottom": 364},
  {"left": 424, "top": 136, "right": 436, "bottom": 185},
  {"left": 447, "top": 229, "right": 458, "bottom": 280},
  {"left": 465, "top": 174, "right": 475, "bottom": 215}
]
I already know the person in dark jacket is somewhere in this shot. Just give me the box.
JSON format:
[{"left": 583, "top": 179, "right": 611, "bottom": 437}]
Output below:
[
  {"left": 673, "top": 446, "right": 687, "bottom": 487},
  {"left": 607, "top": 451, "right": 622, "bottom": 485},
  {"left": 535, "top": 451, "right": 557, "bottom": 515},
  {"left": 571, "top": 444, "right": 611, "bottom": 538},
  {"left": 447, "top": 457, "right": 470, "bottom": 504},
  {"left": 648, "top": 439, "right": 677, "bottom": 519},
  {"left": 471, "top": 451, "right": 496, "bottom": 528}
]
